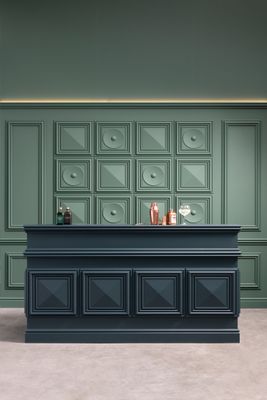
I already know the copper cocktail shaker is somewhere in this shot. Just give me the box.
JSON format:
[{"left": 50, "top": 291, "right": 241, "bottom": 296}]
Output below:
[{"left": 150, "top": 202, "right": 159, "bottom": 225}]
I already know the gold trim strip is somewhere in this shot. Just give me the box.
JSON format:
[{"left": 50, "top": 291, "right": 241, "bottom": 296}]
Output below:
[{"left": 1, "top": 99, "right": 267, "bottom": 104}]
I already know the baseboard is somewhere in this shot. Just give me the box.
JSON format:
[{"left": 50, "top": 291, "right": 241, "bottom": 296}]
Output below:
[
  {"left": 241, "top": 299, "right": 267, "bottom": 308},
  {"left": 25, "top": 329, "right": 240, "bottom": 343}
]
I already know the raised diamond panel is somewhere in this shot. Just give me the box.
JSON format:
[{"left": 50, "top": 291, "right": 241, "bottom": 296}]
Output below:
[
  {"left": 56, "top": 159, "right": 91, "bottom": 191},
  {"left": 177, "top": 122, "right": 212, "bottom": 154},
  {"left": 96, "top": 159, "right": 131, "bottom": 192},
  {"left": 177, "top": 159, "right": 212, "bottom": 192},
  {"left": 136, "top": 122, "right": 171, "bottom": 154},
  {"left": 55, "top": 122, "right": 91, "bottom": 154},
  {"left": 96, "top": 122, "right": 132, "bottom": 154},
  {"left": 28, "top": 270, "right": 77, "bottom": 315},
  {"left": 135, "top": 270, "right": 184, "bottom": 315},
  {"left": 188, "top": 269, "right": 238, "bottom": 315},
  {"left": 82, "top": 270, "right": 130, "bottom": 315},
  {"left": 55, "top": 195, "right": 92, "bottom": 224}
]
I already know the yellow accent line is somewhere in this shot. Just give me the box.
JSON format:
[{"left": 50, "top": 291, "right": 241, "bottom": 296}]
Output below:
[{"left": 1, "top": 98, "right": 267, "bottom": 104}]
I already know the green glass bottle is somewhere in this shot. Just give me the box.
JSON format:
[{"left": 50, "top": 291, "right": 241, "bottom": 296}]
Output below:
[{"left": 56, "top": 206, "right": 64, "bottom": 225}]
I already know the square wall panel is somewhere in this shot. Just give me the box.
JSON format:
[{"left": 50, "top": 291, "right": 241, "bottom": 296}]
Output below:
[
  {"left": 135, "top": 196, "right": 172, "bottom": 224},
  {"left": 96, "top": 159, "right": 131, "bottom": 192},
  {"left": 177, "top": 122, "right": 212, "bottom": 154},
  {"left": 188, "top": 269, "right": 238, "bottom": 315},
  {"left": 27, "top": 270, "right": 77, "bottom": 315},
  {"left": 81, "top": 270, "right": 130, "bottom": 315},
  {"left": 96, "top": 122, "right": 132, "bottom": 154},
  {"left": 55, "top": 122, "right": 91, "bottom": 154},
  {"left": 55, "top": 195, "right": 92, "bottom": 224},
  {"left": 6, "top": 252, "right": 26, "bottom": 289},
  {"left": 135, "top": 269, "right": 184, "bottom": 315},
  {"left": 136, "top": 122, "right": 171, "bottom": 154},
  {"left": 56, "top": 159, "right": 91, "bottom": 191},
  {"left": 136, "top": 159, "right": 171, "bottom": 192},
  {"left": 176, "top": 196, "right": 212, "bottom": 224},
  {"left": 177, "top": 159, "right": 212, "bottom": 192},
  {"left": 239, "top": 253, "right": 261, "bottom": 290},
  {"left": 96, "top": 196, "right": 132, "bottom": 224}
]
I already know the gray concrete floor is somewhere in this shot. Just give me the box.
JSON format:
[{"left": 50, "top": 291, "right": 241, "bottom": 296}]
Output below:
[{"left": 0, "top": 308, "right": 267, "bottom": 400}]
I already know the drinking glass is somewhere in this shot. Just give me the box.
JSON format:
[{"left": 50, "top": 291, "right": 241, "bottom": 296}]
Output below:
[{"left": 178, "top": 204, "right": 191, "bottom": 225}]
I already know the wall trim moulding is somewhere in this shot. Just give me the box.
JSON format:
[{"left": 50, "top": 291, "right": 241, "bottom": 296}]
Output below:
[{"left": 1, "top": 100, "right": 267, "bottom": 109}]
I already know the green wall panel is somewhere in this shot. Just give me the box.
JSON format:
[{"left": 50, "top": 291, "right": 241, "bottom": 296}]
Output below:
[
  {"left": 176, "top": 196, "right": 212, "bottom": 225},
  {"left": 55, "top": 196, "right": 92, "bottom": 224},
  {"left": 0, "top": 245, "right": 26, "bottom": 307},
  {"left": 96, "top": 159, "right": 132, "bottom": 192},
  {"left": 7, "top": 122, "right": 44, "bottom": 230},
  {"left": 137, "top": 123, "right": 171, "bottom": 154},
  {"left": 56, "top": 159, "right": 91, "bottom": 191},
  {"left": 177, "top": 122, "right": 212, "bottom": 155},
  {"left": 96, "top": 122, "right": 132, "bottom": 154},
  {"left": 239, "top": 245, "right": 267, "bottom": 308},
  {"left": 239, "top": 252, "right": 261, "bottom": 290},
  {"left": 0, "top": 105, "right": 267, "bottom": 307},
  {"left": 55, "top": 122, "right": 91, "bottom": 155},
  {"left": 96, "top": 196, "right": 132, "bottom": 225},
  {"left": 222, "top": 121, "right": 261, "bottom": 231},
  {"left": 136, "top": 196, "right": 172, "bottom": 225}
]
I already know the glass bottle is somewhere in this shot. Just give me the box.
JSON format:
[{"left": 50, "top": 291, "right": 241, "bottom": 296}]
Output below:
[
  {"left": 56, "top": 206, "right": 64, "bottom": 225},
  {"left": 64, "top": 207, "right": 72, "bottom": 225},
  {"left": 167, "top": 209, "right": 177, "bottom": 225}
]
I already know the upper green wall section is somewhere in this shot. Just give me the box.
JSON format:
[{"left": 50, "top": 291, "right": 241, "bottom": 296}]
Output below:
[{"left": 1, "top": 0, "right": 267, "bottom": 100}]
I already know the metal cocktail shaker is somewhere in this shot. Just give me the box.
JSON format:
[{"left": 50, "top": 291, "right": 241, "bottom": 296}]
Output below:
[{"left": 150, "top": 202, "right": 159, "bottom": 225}]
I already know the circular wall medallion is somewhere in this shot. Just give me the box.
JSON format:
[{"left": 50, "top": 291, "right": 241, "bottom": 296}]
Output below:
[
  {"left": 102, "top": 203, "right": 124, "bottom": 223},
  {"left": 102, "top": 128, "right": 124, "bottom": 149},
  {"left": 182, "top": 128, "right": 204, "bottom": 149},
  {"left": 142, "top": 166, "right": 164, "bottom": 186},
  {"left": 62, "top": 166, "right": 84, "bottom": 186},
  {"left": 184, "top": 203, "right": 204, "bottom": 223}
]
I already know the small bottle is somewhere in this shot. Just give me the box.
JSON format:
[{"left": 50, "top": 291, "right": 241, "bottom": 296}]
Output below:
[
  {"left": 64, "top": 207, "right": 72, "bottom": 225},
  {"left": 167, "top": 209, "right": 177, "bottom": 225},
  {"left": 161, "top": 215, "right": 167, "bottom": 225},
  {"left": 56, "top": 206, "right": 64, "bottom": 225}
]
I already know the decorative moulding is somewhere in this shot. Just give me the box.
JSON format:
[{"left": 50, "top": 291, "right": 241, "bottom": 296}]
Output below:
[{"left": 1, "top": 99, "right": 267, "bottom": 109}]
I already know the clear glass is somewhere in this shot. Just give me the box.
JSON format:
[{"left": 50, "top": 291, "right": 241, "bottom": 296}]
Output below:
[{"left": 178, "top": 204, "right": 191, "bottom": 225}]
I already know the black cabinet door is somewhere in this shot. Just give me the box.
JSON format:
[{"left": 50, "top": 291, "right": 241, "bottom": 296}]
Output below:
[
  {"left": 81, "top": 269, "right": 130, "bottom": 315},
  {"left": 188, "top": 269, "right": 239, "bottom": 316},
  {"left": 27, "top": 269, "right": 77, "bottom": 315},
  {"left": 134, "top": 269, "right": 184, "bottom": 315}
]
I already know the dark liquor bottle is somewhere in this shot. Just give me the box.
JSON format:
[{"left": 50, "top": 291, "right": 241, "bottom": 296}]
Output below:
[
  {"left": 56, "top": 206, "right": 64, "bottom": 225},
  {"left": 64, "top": 207, "right": 72, "bottom": 225}
]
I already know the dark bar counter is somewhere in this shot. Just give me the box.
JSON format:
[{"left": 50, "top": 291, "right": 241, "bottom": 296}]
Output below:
[{"left": 24, "top": 224, "right": 241, "bottom": 343}]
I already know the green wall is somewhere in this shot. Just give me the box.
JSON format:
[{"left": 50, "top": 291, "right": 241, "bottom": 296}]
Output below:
[
  {"left": 0, "top": 104, "right": 267, "bottom": 307},
  {"left": 1, "top": 2, "right": 267, "bottom": 307},
  {"left": 1, "top": 0, "right": 267, "bottom": 99}
]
